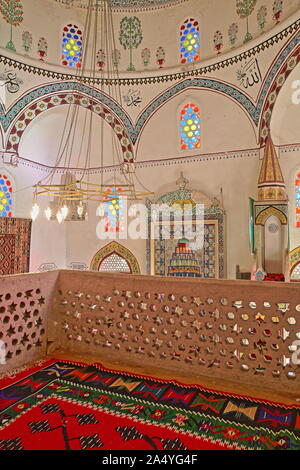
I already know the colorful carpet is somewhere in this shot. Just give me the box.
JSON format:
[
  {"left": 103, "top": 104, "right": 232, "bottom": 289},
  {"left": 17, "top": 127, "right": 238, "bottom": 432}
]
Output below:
[{"left": 0, "top": 359, "right": 300, "bottom": 450}]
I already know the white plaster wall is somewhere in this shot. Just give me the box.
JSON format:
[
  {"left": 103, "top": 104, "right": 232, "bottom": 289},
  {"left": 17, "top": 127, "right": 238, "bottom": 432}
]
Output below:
[
  {"left": 136, "top": 88, "right": 257, "bottom": 160},
  {"left": 64, "top": 153, "right": 261, "bottom": 279},
  {"left": 271, "top": 63, "right": 300, "bottom": 254}
]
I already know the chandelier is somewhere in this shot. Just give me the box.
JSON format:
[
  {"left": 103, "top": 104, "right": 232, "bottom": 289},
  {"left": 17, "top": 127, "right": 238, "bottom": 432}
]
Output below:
[{"left": 31, "top": 0, "right": 153, "bottom": 223}]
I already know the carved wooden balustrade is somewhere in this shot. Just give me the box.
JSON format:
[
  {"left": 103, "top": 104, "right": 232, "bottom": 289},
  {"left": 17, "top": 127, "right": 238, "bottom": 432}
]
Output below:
[{"left": 1, "top": 270, "right": 300, "bottom": 394}]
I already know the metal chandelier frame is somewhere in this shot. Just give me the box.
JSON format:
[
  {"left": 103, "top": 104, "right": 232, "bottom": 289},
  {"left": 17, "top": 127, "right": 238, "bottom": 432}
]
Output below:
[{"left": 31, "top": 0, "right": 153, "bottom": 222}]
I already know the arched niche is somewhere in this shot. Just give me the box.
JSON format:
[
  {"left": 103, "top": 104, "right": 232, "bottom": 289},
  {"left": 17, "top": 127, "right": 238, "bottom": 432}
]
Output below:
[
  {"left": 90, "top": 241, "right": 140, "bottom": 274},
  {"left": 146, "top": 173, "right": 226, "bottom": 278}
]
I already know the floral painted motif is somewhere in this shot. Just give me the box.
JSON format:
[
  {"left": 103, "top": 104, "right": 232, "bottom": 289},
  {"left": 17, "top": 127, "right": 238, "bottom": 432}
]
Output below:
[
  {"left": 96, "top": 49, "right": 106, "bottom": 71},
  {"left": 0, "top": 0, "right": 23, "bottom": 52},
  {"left": 22, "top": 31, "right": 32, "bottom": 54},
  {"left": 141, "top": 47, "right": 151, "bottom": 67},
  {"left": 273, "top": 0, "right": 283, "bottom": 24},
  {"left": 228, "top": 23, "right": 238, "bottom": 47},
  {"left": 257, "top": 5, "right": 267, "bottom": 31},
  {"left": 37, "top": 37, "right": 48, "bottom": 61},
  {"left": 236, "top": 0, "right": 257, "bottom": 43},
  {"left": 214, "top": 30, "right": 223, "bottom": 54},
  {"left": 119, "top": 16, "right": 143, "bottom": 71},
  {"left": 112, "top": 49, "right": 121, "bottom": 69},
  {"left": 156, "top": 46, "right": 165, "bottom": 68}
]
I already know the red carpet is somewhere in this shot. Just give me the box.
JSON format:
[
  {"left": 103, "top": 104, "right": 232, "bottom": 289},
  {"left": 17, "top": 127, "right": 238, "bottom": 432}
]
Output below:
[{"left": 0, "top": 358, "right": 299, "bottom": 450}]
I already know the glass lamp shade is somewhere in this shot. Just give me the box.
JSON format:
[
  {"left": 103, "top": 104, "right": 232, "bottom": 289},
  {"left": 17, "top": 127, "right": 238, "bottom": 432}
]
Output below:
[
  {"left": 31, "top": 203, "right": 40, "bottom": 221},
  {"left": 45, "top": 206, "right": 52, "bottom": 220},
  {"left": 56, "top": 211, "right": 64, "bottom": 223},
  {"left": 77, "top": 203, "right": 84, "bottom": 217},
  {"left": 61, "top": 205, "right": 69, "bottom": 219}
]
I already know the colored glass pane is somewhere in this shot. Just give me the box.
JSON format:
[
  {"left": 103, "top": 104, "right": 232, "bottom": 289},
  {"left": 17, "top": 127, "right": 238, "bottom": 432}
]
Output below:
[
  {"left": 103, "top": 187, "right": 124, "bottom": 232},
  {"left": 99, "top": 253, "right": 130, "bottom": 273},
  {"left": 62, "top": 24, "right": 83, "bottom": 68},
  {"left": 180, "top": 18, "right": 200, "bottom": 64},
  {"left": 0, "top": 173, "right": 12, "bottom": 217},
  {"left": 180, "top": 104, "right": 201, "bottom": 151}
]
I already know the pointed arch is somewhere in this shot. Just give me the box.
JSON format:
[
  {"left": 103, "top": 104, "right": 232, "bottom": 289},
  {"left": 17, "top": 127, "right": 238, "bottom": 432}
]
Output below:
[
  {"left": 255, "top": 206, "right": 287, "bottom": 226},
  {"left": 90, "top": 241, "right": 140, "bottom": 274}
]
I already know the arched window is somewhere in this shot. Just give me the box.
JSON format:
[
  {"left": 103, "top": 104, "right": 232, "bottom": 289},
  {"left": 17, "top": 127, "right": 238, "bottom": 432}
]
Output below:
[
  {"left": 291, "top": 262, "right": 300, "bottom": 281},
  {"left": 62, "top": 24, "right": 83, "bottom": 68},
  {"left": 0, "top": 173, "right": 13, "bottom": 217},
  {"left": 180, "top": 18, "right": 200, "bottom": 65},
  {"left": 90, "top": 241, "right": 140, "bottom": 274},
  {"left": 180, "top": 103, "right": 201, "bottom": 150},
  {"left": 295, "top": 171, "right": 300, "bottom": 227},
  {"left": 99, "top": 253, "right": 131, "bottom": 273}
]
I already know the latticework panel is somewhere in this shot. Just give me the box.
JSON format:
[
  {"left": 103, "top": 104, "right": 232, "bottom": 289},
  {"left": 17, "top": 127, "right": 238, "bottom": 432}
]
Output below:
[
  {"left": 0, "top": 271, "right": 58, "bottom": 375},
  {"left": 51, "top": 272, "right": 300, "bottom": 393}
]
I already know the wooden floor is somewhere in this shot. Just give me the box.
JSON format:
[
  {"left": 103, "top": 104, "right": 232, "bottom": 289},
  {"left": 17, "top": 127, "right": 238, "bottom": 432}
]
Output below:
[{"left": 48, "top": 349, "right": 300, "bottom": 406}]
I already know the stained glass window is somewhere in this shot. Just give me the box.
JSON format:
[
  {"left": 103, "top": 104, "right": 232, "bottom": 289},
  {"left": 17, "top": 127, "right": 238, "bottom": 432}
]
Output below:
[
  {"left": 180, "top": 103, "right": 201, "bottom": 150},
  {"left": 0, "top": 173, "right": 12, "bottom": 217},
  {"left": 296, "top": 172, "right": 300, "bottom": 227},
  {"left": 62, "top": 24, "right": 83, "bottom": 68},
  {"left": 180, "top": 18, "right": 200, "bottom": 65},
  {"left": 104, "top": 187, "right": 125, "bottom": 232},
  {"left": 99, "top": 253, "right": 131, "bottom": 273}
]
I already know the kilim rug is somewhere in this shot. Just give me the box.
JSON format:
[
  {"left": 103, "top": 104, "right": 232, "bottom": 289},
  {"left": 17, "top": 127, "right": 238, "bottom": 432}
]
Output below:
[
  {"left": 0, "top": 358, "right": 300, "bottom": 450},
  {"left": 0, "top": 217, "right": 31, "bottom": 275}
]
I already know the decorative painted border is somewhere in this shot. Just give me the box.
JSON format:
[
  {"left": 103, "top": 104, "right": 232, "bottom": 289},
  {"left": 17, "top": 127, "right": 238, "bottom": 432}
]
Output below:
[
  {"left": 54, "top": 0, "right": 188, "bottom": 11},
  {"left": 289, "top": 246, "right": 300, "bottom": 274},
  {"left": 90, "top": 241, "right": 141, "bottom": 273},
  {"left": 255, "top": 205, "right": 288, "bottom": 225},
  {"left": 3, "top": 88, "right": 134, "bottom": 162},
  {"left": 7, "top": 143, "right": 300, "bottom": 174},
  {"left": 0, "top": 19, "right": 298, "bottom": 86},
  {"left": 259, "top": 46, "right": 300, "bottom": 144},
  {"left": 2, "top": 30, "right": 299, "bottom": 155}
]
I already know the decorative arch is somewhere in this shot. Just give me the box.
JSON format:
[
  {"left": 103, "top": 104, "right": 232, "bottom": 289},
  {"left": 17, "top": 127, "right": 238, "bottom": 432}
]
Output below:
[
  {"left": 289, "top": 246, "right": 300, "bottom": 276},
  {"left": 4, "top": 82, "right": 134, "bottom": 162},
  {"left": 0, "top": 31, "right": 298, "bottom": 153},
  {"left": 255, "top": 206, "right": 287, "bottom": 225},
  {"left": 290, "top": 261, "right": 300, "bottom": 280},
  {"left": 259, "top": 35, "right": 300, "bottom": 145},
  {"left": 90, "top": 241, "right": 140, "bottom": 274},
  {"left": 146, "top": 174, "right": 226, "bottom": 278}
]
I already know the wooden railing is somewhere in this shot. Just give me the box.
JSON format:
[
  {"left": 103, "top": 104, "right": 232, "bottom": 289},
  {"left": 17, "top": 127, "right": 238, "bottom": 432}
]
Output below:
[{"left": 1, "top": 270, "right": 300, "bottom": 393}]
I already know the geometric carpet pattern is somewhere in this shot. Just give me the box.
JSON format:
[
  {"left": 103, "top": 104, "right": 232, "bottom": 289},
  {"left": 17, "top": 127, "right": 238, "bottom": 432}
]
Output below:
[
  {"left": 0, "top": 217, "right": 31, "bottom": 275},
  {"left": 1, "top": 359, "right": 300, "bottom": 450}
]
